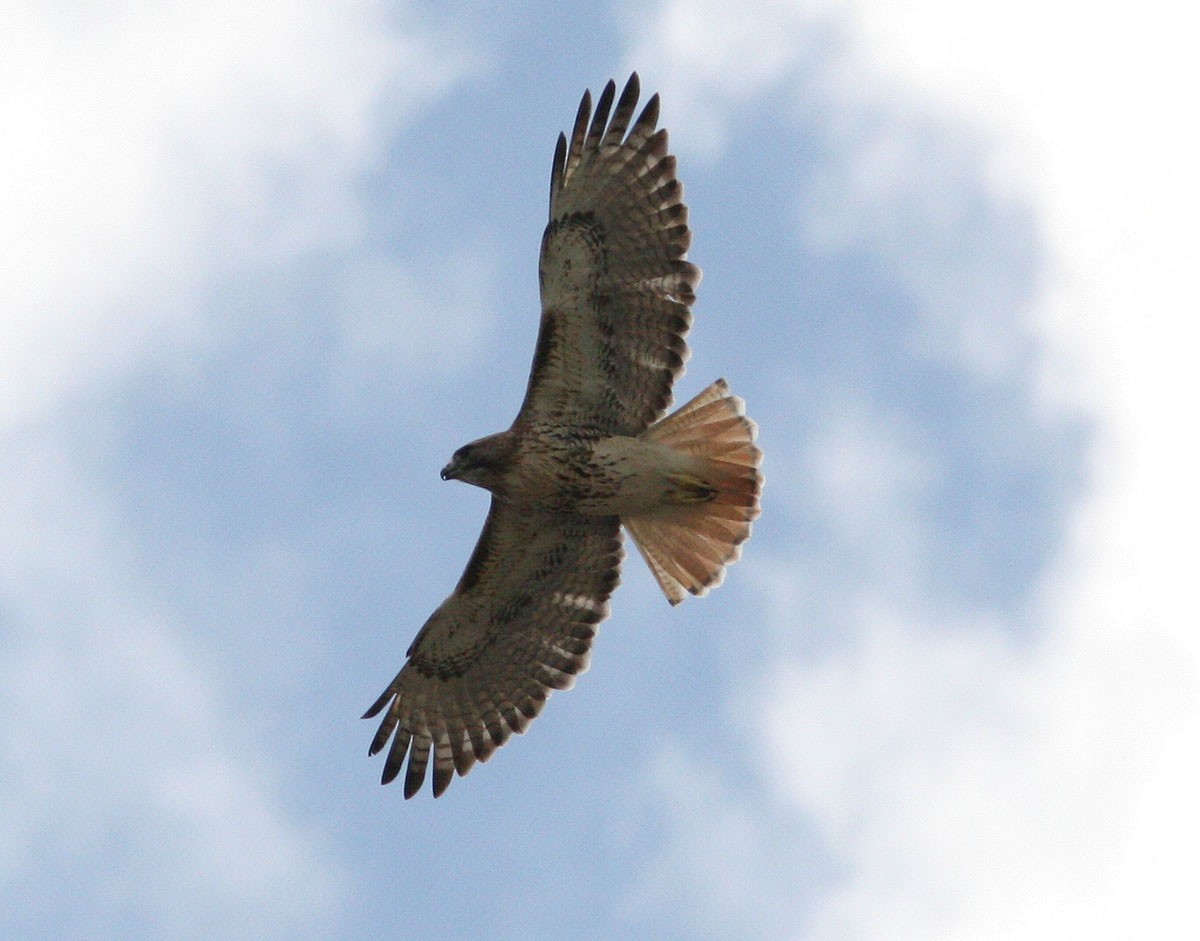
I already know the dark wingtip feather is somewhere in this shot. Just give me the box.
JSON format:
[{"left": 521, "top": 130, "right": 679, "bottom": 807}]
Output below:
[
  {"left": 361, "top": 686, "right": 393, "bottom": 720},
  {"left": 616, "top": 73, "right": 640, "bottom": 116},
  {"left": 403, "top": 740, "right": 429, "bottom": 799},
  {"left": 367, "top": 719, "right": 392, "bottom": 758},
  {"left": 602, "top": 73, "right": 642, "bottom": 147},
  {"left": 380, "top": 727, "right": 411, "bottom": 785},
  {"left": 637, "top": 92, "right": 661, "bottom": 132},
  {"left": 574, "top": 88, "right": 592, "bottom": 131},
  {"left": 549, "top": 131, "right": 567, "bottom": 213},
  {"left": 432, "top": 762, "right": 453, "bottom": 798},
  {"left": 585, "top": 79, "right": 617, "bottom": 153},
  {"left": 571, "top": 88, "right": 592, "bottom": 151},
  {"left": 452, "top": 741, "right": 477, "bottom": 776}
]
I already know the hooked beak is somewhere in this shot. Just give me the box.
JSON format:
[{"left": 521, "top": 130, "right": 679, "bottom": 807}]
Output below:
[{"left": 440, "top": 459, "right": 461, "bottom": 482}]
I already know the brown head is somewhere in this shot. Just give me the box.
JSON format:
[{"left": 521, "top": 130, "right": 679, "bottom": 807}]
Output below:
[{"left": 440, "top": 431, "right": 517, "bottom": 493}]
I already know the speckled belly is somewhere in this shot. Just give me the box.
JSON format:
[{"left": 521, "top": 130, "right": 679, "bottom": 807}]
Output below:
[{"left": 507, "top": 434, "right": 692, "bottom": 516}]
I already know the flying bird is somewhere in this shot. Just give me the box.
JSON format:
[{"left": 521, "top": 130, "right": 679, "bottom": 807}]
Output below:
[{"left": 364, "top": 74, "right": 762, "bottom": 798}]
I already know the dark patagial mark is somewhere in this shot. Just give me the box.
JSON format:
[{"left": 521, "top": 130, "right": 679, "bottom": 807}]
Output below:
[{"left": 524, "top": 308, "right": 562, "bottom": 403}]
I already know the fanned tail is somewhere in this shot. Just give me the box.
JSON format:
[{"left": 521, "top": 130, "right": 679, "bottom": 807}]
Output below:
[{"left": 624, "top": 379, "right": 762, "bottom": 604}]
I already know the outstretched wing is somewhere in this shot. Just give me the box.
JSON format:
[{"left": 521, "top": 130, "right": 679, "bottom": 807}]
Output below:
[
  {"left": 517, "top": 73, "right": 700, "bottom": 436},
  {"left": 363, "top": 501, "right": 623, "bottom": 798}
]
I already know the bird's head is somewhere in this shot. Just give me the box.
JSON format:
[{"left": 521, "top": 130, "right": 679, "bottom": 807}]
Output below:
[{"left": 441, "top": 431, "right": 516, "bottom": 493}]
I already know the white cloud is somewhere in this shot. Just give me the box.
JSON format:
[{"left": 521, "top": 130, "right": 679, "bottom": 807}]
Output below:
[
  {"left": 624, "top": 1, "right": 1199, "bottom": 938},
  {"left": 794, "top": 111, "right": 1040, "bottom": 381},
  {"left": 849, "top": 5, "right": 1200, "bottom": 933},
  {"left": 803, "top": 401, "right": 934, "bottom": 580},
  {"left": 0, "top": 1, "right": 471, "bottom": 933},
  {"left": 1, "top": 0, "right": 466, "bottom": 428},
  {"left": 0, "top": 431, "right": 347, "bottom": 935},
  {"left": 615, "top": 0, "right": 847, "bottom": 155},
  {"left": 620, "top": 0, "right": 1040, "bottom": 379},
  {"left": 751, "top": 592, "right": 1180, "bottom": 940}
]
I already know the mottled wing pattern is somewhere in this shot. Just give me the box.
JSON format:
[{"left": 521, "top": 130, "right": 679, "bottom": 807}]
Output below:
[
  {"left": 364, "top": 500, "right": 623, "bottom": 798},
  {"left": 518, "top": 73, "right": 700, "bottom": 436}
]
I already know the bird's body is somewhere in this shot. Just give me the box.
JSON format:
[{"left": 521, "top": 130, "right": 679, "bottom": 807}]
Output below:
[
  {"left": 364, "top": 74, "right": 763, "bottom": 798},
  {"left": 445, "top": 422, "right": 737, "bottom": 516}
]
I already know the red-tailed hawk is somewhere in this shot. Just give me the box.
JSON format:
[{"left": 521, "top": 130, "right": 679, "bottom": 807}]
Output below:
[{"left": 364, "top": 74, "right": 762, "bottom": 798}]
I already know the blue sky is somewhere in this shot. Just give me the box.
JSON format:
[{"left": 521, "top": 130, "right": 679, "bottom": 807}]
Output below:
[{"left": 3, "top": 1, "right": 1196, "bottom": 938}]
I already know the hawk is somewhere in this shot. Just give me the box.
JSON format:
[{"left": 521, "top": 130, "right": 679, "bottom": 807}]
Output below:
[{"left": 364, "top": 74, "right": 762, "bottom": 798}]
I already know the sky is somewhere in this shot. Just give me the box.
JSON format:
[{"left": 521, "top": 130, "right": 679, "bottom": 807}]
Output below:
[{"left": 2, "top": 1, "right": 1197, "bottom": 938}]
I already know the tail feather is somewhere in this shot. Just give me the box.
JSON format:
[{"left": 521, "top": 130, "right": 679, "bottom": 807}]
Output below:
[{"left": 625, "top": 379, "right": 762, "bottom": 605}]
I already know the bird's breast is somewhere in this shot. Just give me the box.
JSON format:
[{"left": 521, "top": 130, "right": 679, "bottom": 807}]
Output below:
[{"left": 501, "top": 432, "right": 685, "bottom": 517}]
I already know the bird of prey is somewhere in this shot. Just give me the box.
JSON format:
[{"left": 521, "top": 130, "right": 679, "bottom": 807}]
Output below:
[{"left": 364, "top": 73, "right": 762, "bottom": 798}]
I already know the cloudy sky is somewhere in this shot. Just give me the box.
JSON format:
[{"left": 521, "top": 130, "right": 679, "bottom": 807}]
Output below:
[{"left": 3, "top": 1, "right": 1196, "bottom": 938}]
